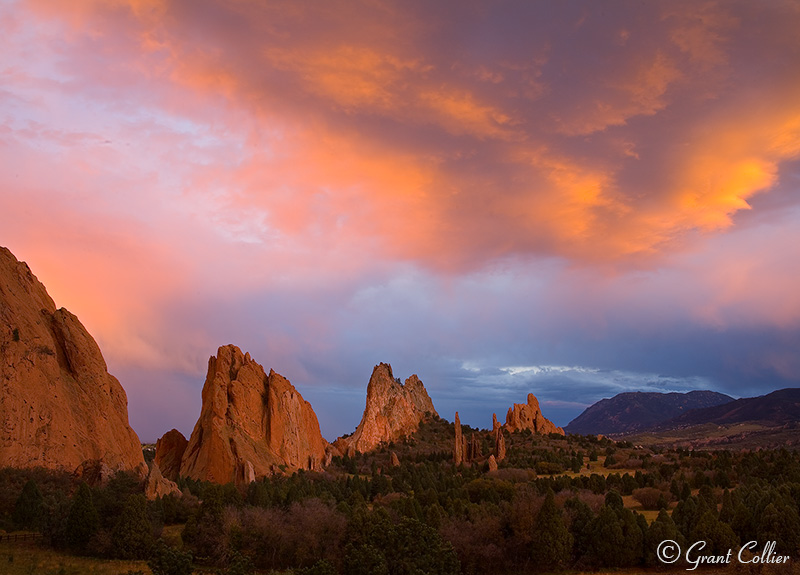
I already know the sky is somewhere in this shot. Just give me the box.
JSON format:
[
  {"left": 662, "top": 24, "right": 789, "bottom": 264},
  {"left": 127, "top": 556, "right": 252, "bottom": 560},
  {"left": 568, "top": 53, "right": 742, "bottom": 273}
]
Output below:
[{"left": 2, "top": 0, "right": 800, "bottom": 443}]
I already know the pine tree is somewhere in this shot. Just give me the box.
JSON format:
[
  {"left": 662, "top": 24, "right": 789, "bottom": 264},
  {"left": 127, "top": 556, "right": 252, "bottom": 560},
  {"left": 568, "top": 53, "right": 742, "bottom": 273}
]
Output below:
[
  {"left": 645, "top": 509, "right": 681, "bottom": 567},
  {"left": 67, "top": 482, "right": 99, "bottom": 554},
  {"left": 531, "top": 490, "right": 573, "bottom": 570},
  {"left": 12, "top": 480, "right": 44, "bottom": 531},
  {"left": 691, "top": 510, "right": 738, "bottom": 557},
  {"left": 758, "top": 502, "right": 800, "bottom": 556},
  {"left": 588, "top": 505, "right": 625, "bottom": 568},
  {"left": 564, "top": 496, "right": 594, "bottom": 564},
  {"left": 111, "top": 494, "right": 154, "bottom": 559}
]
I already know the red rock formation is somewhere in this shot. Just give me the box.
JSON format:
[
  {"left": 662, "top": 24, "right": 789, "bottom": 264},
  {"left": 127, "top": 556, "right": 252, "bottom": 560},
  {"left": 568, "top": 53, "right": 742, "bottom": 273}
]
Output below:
[
  {"left": 468, "top": 432, "right": 481, "bottom": 462},
  {"left": 154, "top": 429, "right": 188, "bottom": 482},
  {"left": 504, "top": 393, "right": 564, "bottom": 435},
  {"left": 144, "top": 462, "right": 181, "bottom": 500},
  {"left": 335, "top": 363, "right": 437, "bottom": 455},
  {"left": 487, "top": 454, "right": 498, "bottom": 472},
  {"left": 180, "top": 345, "right": 328, "bottom": 484},
  {"left": 390, "top": 451, "right": 401, "bottom": 467},
  {"left": 494, "top": 428, "right": 506, "bottom": 462},
  {"left": 0, "top": 247, "right": 146, "bottom": 476},
  {"left": 453, "top": 412, "right": 463, "bottom": 465},
  {"left": 492, "top": 413, "right": 500, "bottom": 432}
]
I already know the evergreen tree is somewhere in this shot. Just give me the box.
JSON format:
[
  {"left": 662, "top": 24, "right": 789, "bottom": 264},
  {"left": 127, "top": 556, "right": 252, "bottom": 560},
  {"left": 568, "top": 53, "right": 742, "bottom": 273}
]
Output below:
[
  {"left": 564, "top": 497, "right": 594, "bottom": 564},
  {"left": 111, "top": 494, "right": 154, "bottom": 559},
  {"left": 67, "top": 482, "right": 99, "bottom": 554},
  {"left": 12, "top": 480, "right": 44, "bottom": 531},
  {"left": 604, "top": 490, "right": 624, "bottom": 511},
  {"left": 691, "top": 510, "right": 738, "bottom": 557},
  {"left": 588, "top": 505, "right": 625, "bottom": 568},
  {"left": 672, "top": 496, "right": 698, "bottom": 539},
  {"left": 645, "top": 509, "right": 681, "bottom": 567},
  {"left": 730, "top": 501, "right": 756, "bottom": 543},
  {"left": 617, "top": 508, "right": 645, "bottom": 567},
  {"left": 758, "top": 502, "right": 800, "bottom": 556},
  {"left": 343, "top": 543, "right": 389, "bottom": 575},
  {"left": 718, "top": 489, "right": 734, "bottom": 524},
  {"left": 531, "top": 490, "right": 572, "bottom": 570}
]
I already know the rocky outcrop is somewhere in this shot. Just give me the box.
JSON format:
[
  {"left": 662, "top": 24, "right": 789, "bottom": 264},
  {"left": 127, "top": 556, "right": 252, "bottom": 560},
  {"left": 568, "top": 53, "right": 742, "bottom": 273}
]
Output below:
[
  {"left": 467, "top": 433, "right": 481, "bottom": 462},
  {"left": 154, "top": 429, "right": 188, "bottom": 482},
  {"left": 504, "top": 393, "right": 564, "bottom": 436},
  {"left": 335, "top": 363, "right": 437, "bottom": 455},
  {"left": 390, "top": 451, "right": 400, "bottom": 467},
  {"left": 494, "top": 428, "right": 506, "bottom": 462},
  {"left": 0, "top": 247, "right": 146, "bottom": 476},
  {"left": 179, "top": 345, "right": 328, "bottom": 484},
  {"left": 453, "top": 412, "right": 463, "bottom": 465},
  {"left": 487, "top": 454, "right": 498, "bottom": 472},
  {"left": 144, "top": 462, "right": 181, "bottom": 500},
  {"left": 492, "top": 413, "right": 500, "bottom": 432}
]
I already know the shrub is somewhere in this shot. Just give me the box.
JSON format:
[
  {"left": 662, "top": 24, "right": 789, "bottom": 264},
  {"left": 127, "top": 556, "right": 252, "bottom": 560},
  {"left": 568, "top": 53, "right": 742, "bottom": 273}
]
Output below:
[
  {"left": 632, "top": 487, "right": 667, "bottom": 510},
  {"left": 148, "top": 540, "right": 194, "bottom": 575}
]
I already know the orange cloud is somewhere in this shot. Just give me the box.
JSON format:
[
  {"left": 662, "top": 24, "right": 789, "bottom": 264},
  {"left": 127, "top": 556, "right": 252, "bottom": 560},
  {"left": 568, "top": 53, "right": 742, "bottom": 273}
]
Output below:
[{"left": 9, "top": 0, "right": 800, "bottom": 275}]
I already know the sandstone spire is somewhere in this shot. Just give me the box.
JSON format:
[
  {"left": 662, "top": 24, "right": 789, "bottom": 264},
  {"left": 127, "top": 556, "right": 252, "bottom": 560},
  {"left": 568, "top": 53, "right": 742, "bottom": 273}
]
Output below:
[
  {"left": 504, "top": 393, "right": 564, "bottom": 435},
  {"left": 0, "top": 247, "right": 145, "bottom": 476},
  {"left": 335, "top": 363, "right": 437, "bottom": 455},
  {"left": 180, "top": 345, "right": 328, "bottom": 484},
  {"left": 468, "top": 432, "right": 481, "bottom": 462},
  {"left": 454, "top": 412, "right": 463, "bottom": 465},
  {"left": 494, "top": 427, "right": 506, "bottom": 462}
]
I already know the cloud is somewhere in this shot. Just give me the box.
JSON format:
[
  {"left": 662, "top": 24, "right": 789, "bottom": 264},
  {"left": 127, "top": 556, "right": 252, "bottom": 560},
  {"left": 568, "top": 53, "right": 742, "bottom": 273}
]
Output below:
[{"left": 3, "top": 0, "right": 800, "bottom": 440}]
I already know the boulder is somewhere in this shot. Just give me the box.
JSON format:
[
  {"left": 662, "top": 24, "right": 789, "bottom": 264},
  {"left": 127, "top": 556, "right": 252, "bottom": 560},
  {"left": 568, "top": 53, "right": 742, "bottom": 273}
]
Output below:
[
  {"left": 335, "top": 363, "right": 437, "bottom": 454},
  {"left": 144, "top": 462, "right": 181, "bottom": 500},
  {"left": 154, "top": 429, "right": 188, "bottom": 482},
  {"left": 179, "top": 344, "right": 328, "bottom": 484},
  {"left": 0, "top": 247, "right": 146, "bottom": 476}
]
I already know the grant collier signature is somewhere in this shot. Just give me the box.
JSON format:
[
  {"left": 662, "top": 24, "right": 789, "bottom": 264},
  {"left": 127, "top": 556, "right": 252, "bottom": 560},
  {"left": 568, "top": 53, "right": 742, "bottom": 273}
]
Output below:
[{"left": 658, "top": 540, "right": 790, "bottom": 571}]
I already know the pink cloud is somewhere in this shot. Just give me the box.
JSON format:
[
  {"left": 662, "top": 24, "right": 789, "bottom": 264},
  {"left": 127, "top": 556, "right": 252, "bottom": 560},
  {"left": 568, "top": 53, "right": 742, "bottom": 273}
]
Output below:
[{"left": 3, "top": 0, "right": 800, "bottom": 439}]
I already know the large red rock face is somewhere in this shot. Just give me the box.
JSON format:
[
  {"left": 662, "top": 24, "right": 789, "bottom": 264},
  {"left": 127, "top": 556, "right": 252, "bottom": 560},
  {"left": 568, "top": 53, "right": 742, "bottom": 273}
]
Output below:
[
  {"left": 336, "top": 363, "right": 437, "bottom": 455},
  {"left": 0, "top": 247, "right": 146, "bottom": 475},
  {"left": 179, "top": 345, "right": 328, "bottom": 484},
  {"left": 504, "top": 393, "right": 564, "bottom": 436}
]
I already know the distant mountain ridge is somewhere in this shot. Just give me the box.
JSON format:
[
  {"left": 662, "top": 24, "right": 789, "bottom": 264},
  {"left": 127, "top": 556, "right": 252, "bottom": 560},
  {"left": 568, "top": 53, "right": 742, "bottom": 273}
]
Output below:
[
  {"left": 564, "top": 390, "right": 734, "bottom": 435},
  {"left": 655, "top": 388, "right": 800, "bottom": 430}
]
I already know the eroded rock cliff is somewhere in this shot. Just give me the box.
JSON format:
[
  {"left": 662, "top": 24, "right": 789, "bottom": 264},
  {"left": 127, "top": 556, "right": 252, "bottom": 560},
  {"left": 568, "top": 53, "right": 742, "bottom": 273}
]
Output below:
[
  {"left": 504, "top": 393, "right": 564, "bottom": 435},
  {"left": 0, "top": 247, "right": 145, "bottom": 475},
  {"left": 335, "top": 363, "right": 437, "bottom": 455},
  {"left": 179, "top": 344, "right": 328, "bottom": 484}
]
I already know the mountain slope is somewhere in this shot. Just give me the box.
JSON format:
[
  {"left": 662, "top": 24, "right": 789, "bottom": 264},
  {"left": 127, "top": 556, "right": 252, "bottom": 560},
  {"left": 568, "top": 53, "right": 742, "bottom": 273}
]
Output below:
[
  {"left": 565, "top": 390, "right": 734, "bottom": 435},
  {"left": 657, "top": 388, "right": 800, "bottom": 429}
]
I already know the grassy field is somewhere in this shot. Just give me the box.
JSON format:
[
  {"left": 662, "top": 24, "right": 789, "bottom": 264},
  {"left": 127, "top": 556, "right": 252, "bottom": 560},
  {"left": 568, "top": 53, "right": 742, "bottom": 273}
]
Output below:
[
  {"left": 2, "top": 538, "right": 798, "bottom": 575},
  {"left": 0, "top": 539, "right": 150, "bottom": 575}
]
